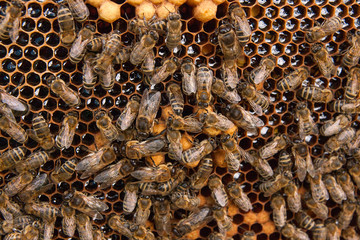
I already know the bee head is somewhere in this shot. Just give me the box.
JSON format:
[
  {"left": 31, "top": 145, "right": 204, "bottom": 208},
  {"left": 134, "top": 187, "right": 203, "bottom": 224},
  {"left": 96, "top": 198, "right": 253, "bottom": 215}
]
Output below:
[
  {"left": 228, "top": 2, "right": 239, "bottom": 12},
  {"left": 168, "top": 12, "right": 180, "bottom": 21},
  {"left": 218, "top": 23, "right": 232, "bottom": 34},
  {"left": 149, "top": 30, "right": 159, "bottom": 41}
]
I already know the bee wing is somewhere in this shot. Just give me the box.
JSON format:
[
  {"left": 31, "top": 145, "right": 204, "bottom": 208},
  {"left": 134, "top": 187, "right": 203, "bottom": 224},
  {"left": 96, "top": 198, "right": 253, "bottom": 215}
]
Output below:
[
  {"left": 75, "top": 150, "right": 104, "bottom": 171},
  {"left": 324, "top": 118, "right": 341, "bottom": 136},
  {"left": 10, "top": 18, "right": 20, "bottom": 43},
  {"left": 0, "top": 208, "right": 13, "bottom": 222},
  {"left": 143, "top": 90, "right": 161, "bottom": 120},
  {"left": 76, "top": 216, "right": 93, "bottom": 240},
  {"left": 131, "top": 167, "right": 159, "bottom": 181},
  {"left": 58, "top": 122, "right": 74, "bottom": 149},
  {"left": 82, "top": 195, "right": 109, "bottom": 212},
  {"left": 234, "top": 15, "right": 251, "bottom": 35},
  {"left": 295, "top": 155, "right": 307, "bottom": 182},
  {"left": 94, "top": 161, "right": 123, "bottom": 184},
  {"left": 261, "top": 141, "right": 279, "bottom": 159},
  {"left": 240, "top": 107, "right": 264, "bottom": 127},
  {"left": 43, "top": 220, "right": 55, "bottom": 240},
  {"left": 306, "top": 154, "right": 316, "bottom": 178},
  {"left": 183, "top": 117, "right": 204, "bottom": 133},
  {"left": 213, "top": 187, "right": 228, "bottom": 207},
  {"left": 0, "top": 91, "right": 29, "bottom": 114},
  {"left": 124, "top": 190, "right": 137, "bottom": 213},
  {"left": 298, "top": 118, "right": 306, "bottom": 140},
  {"left": 0, "top": 103, "right": 16, "bottom": 123},
  {"left": 62, "top": 213, "right": 76, "bottom": 237},
  {"left": 134, "top": 136, "right": 166, "bottom": 156},
  {"left": 119, "top": 105, "right": 138, "bottom": 131},
  {"left": 224, "top": 152, "right": 241, "bottom": 171},
  {"left": 239, "top": 147, "right": 256, "bottom": 164},
  {"left": 185, "top": 144, "right": 206, "bottom": 161}
]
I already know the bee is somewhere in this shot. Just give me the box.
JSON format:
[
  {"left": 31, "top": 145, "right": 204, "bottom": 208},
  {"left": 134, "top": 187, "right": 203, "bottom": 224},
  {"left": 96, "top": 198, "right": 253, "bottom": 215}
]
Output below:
[
  {"left": 0, "top": 113, "right": 27, "bottom": 143},
  {"left": 336, "top": 169, "right": 356, "bottom": 202},
  {"left": 218, "top": 22, "right": 242, "bottom": 64},
  {"left": 86, "top": 35, "right": 106, "bottom": 52},
  {"left": 116, "top": 95, "right": 140, "bottom": 131},
  {"left": 259, "top": 134, "right": 289, "bottom": 159},
  {"left": 99, "top": 64, "right": 115, "bottom": 90},
  {"left": 250, "top": 56, "right": 276, "bottom": 87},
  {"left": 0, "top": 146, "right": 27, "bottom": 172},
  {"left": 18, "top": 173, "right": 53, "bottom": 203},
  {"left": 311, "top": 43, "right": 337, "bottom": 78},
  {"left": 296, "top": 211, "right": 315, "bottom": 230},
  {"left": 324, "top": 127, "right": 356, "bottom": 152},
  {"left": 277, "top": 66, "right": 309, "bottom": 91},
  {"left": 342, "top": 227, "right": 360, "bottom": 240},
  {"left": 297, "top": 86, "right": 333, "bottom": 103},
  {"left": 47, "top": 75, "right": 81, "bottom": 107},
  {"left": 227, "top": 181, "right": 252, "bottom": 212},
  {"left": 222, "top": 62, "right": 239, "bottom": 90},
  {"left": 130, "top": 30, "right": 159, "bottom": 66},
  {"left": 93, "top": 227, "right": 105, "bottom": 240},
  {"left": 201, "top": 111, "right": 236, "bottom": 133},
  {"left": 153, "top": 197, "right": 171, "bottom": 237},
  {"left": 131, "top": 163, "right": 172, "bottom": 183},
  {"left": 61, "top": 202, "right": 76, "bottom": 237},
  {"left": 259, "top": 171, "right": 292, "bottom": 197},
  {"left": 338, "top": 201, "right": 356, "bottom": 230},
  {"left": 284, "top": 181, "right": 301, "bottom": 213},
  {"left": 125, "top": 134, "right": 167, "bottom": 160},
  {"left": 303, "top": 192, "right": 328, "bottom": 219},
  {"left": 139, "top": 182, "right": 162, "bottom": 196},
  {"left": 308, "top": 173, "right": 329, "bottom": 202},
  {"left": 278, "top": 150, "right": 293, "bottom": 171},
  {"left": 208, "top": 175, "right": 228, "bottom": 207},
  {"left": 281, "top": 223, "right": 310, "bottom": 240},
  {"left": 50, "top": 158, "right": 77, "bottom": 184},
  {"left": 157, "top": 168, "right": 186, "bottom": 195},
  {"left": 15, "top": 151, "right": 49, "bottom": 173},
  {"left": 12, "top": 215, "right": 36, "bottom": 231},
  {"left": 292, "top": 142, "right": 315, "bottom": 182},
  {"left": 181, "top": 58, "right": 197, "bottom": 96},
  {"left": 170, "top": 190, "right": 200, "bottom": 211},
  {"left": 76, "top": 145, "right": 119, "bottom": 179},
  {"left": 67, "top": 190, "right": 109, "bottom": 220},
  {"left": 306, "top": 16, "right": 342, "bottom": 43},
  {"left": 190, "top": 156, "right": 213, "bottom": 190},
  {"left": 248, "top": 150, "right": 274, "bottom": 179},
  {"left": 132, "top": 225, "right": 156, "bottom": 240},
  {"left": 115, "top": 46, "right": 131, "bottom": 65},
  {"left": 76, "top": 213, "right": 93, "bottom": 240},
  {"left": 134, "top": 195, "right": 151, "bottom": 226},
  {"left": 312, "top": 221, "right": 327, "bottom": 240},
  {"left": 136, "top": 89, "right": 161, "bottom": 138},
  {"left": 123, "top": 183, "right": 138, "bottom": 214},
  {"left": 0, "top": 0, "right": 23, "bottom": 41},
  {"left": 58, "top": 4, "right": 76, "bottom": 46},
  {"left": 181, "top": 138, "right": 217, "bottom": 165},
  {"left": 173, "top": 207, "right": 213, "bottom": 237},
  {"left": 238, "top": 82, "right": 269, "bottom": 116},
  {"left": 212, "top": 78, "right": 241, "bottom": 104},
  {"left": 343, "top": 30, "right": 360, "bottom": 67},
  {"left": 94, "top": 158, "right": 135, "bottom": 189},
  {"left": 150, "top": 57, "right": 179, "bottom": 85},
  {"left": 220, "top": 134, "right": 244, "bottom": 172},
  {"left": 66, "top": 0, "right": 89, "bottom": 22},
  {"left": 0, "top": 91, "right": 29, "bottom": 117},
  {"left": 24, "top": 202, "right": 60, "bottom": 222},
  {"left": 27, "top": 113, "right": 54, "bottom": 150},
  {"left": 141, "top": 51, "right": 155, "bottom": 78},
  {"left": 69, "top": 25, "right": 95, "bottom": 64},
  {"left": 323, "top": 174, "right": 347, "bottom": 204},
  {"left": 196, "top": 65, "right": 214, "bottom": 108},
  {"left": 165, "top": 12, "right": 181, "bottom": 52},
  {"left": 325, "top": 218, "right": 341, "bottom": 240},
  {"left": 82, "top": 53, "right": 97, "bottom": 90},
  {"left": 223, "top": 104, "right": 264, "bottom": 136},
  {"left": 21, "top": 221, "right": 41, "bottom": 240},
  {"left": 95, "top": 110, "right": 119, "bottom": 143},
  {"left": 213, "top": 206, "right": 232, "bottom": 235},
  {"left": 270, "top": 194, "right": 286, "bottom": 228},
  {"left": 55, "top": 111, "right": 78, "bottom": 150},
  {"left": 167, "top": 129, "right": 182, "bottom": 161},
  {"left": 167, "top": 83, "right": 184, "bottom": 115},
  {"left": 168, "top": 114, "right": 203, "bottom": 133},
  {"left": 241, "top": 231, "right": 256, "bottom": 240},
  {"left": 320, "top": 114, "right": 351, "bottom": 136},
  {"left": 330, "top": 99, "right": 360, "bottom": 113},
  {"left": 108, "top": 215, "right": 133, "bottom": 238},
  {"left": 344, "top": 67, "right": 360, "bottom": 100},
  {"left": 0, "top": 190, "right": 22, "bottom": 221},
  {"left": 228, "top": 2, "right": 251, "bottom": 46},
  {"left": 295, "top": 103, "right": 318, "bottom": 140}
]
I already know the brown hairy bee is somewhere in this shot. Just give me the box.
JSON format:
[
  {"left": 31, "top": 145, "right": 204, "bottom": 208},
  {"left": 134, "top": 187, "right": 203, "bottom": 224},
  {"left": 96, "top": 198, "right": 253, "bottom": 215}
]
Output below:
[
  {"left": 125, "top": 134, "right": 167, "bottom": 160},
  {"left": 116, "top": 95, "right": 141, "bottom": 131},
  {"left": 167, "top": 83, "right": 184, "bottom": 116},
  {"left": 3, "top": 171, "right": 34, "bottom": 197},
  {"left": 166, "top": 12, "right": 181, "bottom": 52},
  {"left": 200, "top": 111, "right": 235, "bottom": 133},
  {"left": 50, "top": 158, "right": 77, "bottom": 184},
  {"left": 277, "top": 66, "right": 309, "bottom": 91},
  {"left": 55, "top": 111, "right": 78, "bottom": 150},
  {"left": 213, "top": 206, "right": 232, "bottom": 235},
  {"left": 141, "top": 50, "right": 155, "bottom": 78},
  {"left": 190, "top": 156, "right": 213, "bottom": 190},
  {"left": 108, "top": 215, "right": 133, "bottom": 238},
  {"left": 271, "top": 194, "right": 286, "bottom": 228},
  {"left": 181, "top": 138, "right": 217, "bottom": 165},
  {"left": 284, "top": 181, "right": 301, "bottom": 213},
  {"left": 338, "top": 201, "right": 356, "bottom": 230},
  {"left": 181, "top": 58, "right": 197, "bottom": 96},
  {"left": 123, "top": 183, "right": 138, "bottom": 214},
  {"left": 311, "top": 43, "right": 337, "bottom": 78},
  {"left": 95, "top": 110, "right": 119, "bottom": 143},
  {"left": 343, "top": 30, "right": 360, "bottom": 67},
  {"left": 330, "top": 99, "right": 360, "bottom": 114},
  {"left": 259, "top": 134, "right": 289, "bottom": 159},
  {"left": 170, "top": 189, "right": 200, "bottom": 212},
  {"left": 136, "top": 89, "right": 161, "bottom": 138},
  {"left": 342, "top": 227, "right": 360, "bottom": 240},
  {"left": 259, "top": 171, "right": 292, "bottom": 197},
  {"left": 0, "top": 190, "right": 22, "bottom": 222},
  {"left": 208, "top": 175, "right": 228, "bottom": 207},
  {"left": 168, "top": 114, "right": 203, "bottom": 133},
  {"left": 69, "top": 25, "right": 95, "bottom": 64},
  {"left": 58, "top": 4, "right": 76, "bottom": 46},
  {"left": 278, "top": 150, "right": 293, "bottom": 171},
  {"left": 336, "top": 169, "right": 356, "bottom": 202},
  {"left": 238, "top": 82, "right": 269, "bottom": 116},
  {"left": 131, "top": 163, "right": 172, "bottom": 182},
  {"left": 297, "top": 86, "right": 333, "bottom": 103},
  {"left": 27, "top": 113, "right": 54, "bottom": 150},
  {"left": 65, "top": 0, "right": 89, "bottom": 22},
  {"left": 157, "top": 168, "right": 186, "bottom": 195},
  {"left": 130, "top": 30, "right": 159, "bottom": 66},
  {"left": 249, "top": 56, "right": 276, "bottom": 87},
  {"left": 76, "top": 213, "right": 93, "bottom": 240},
  {"left": 324, "top": 126, "right": 356, "bottom": 152},
  {"left": 248, "top": 150, "right": 274, "bottom": 179},
  {"left": 296, "top": 211, "right": 315, "bottom": 230},
  {"left": 0, "top": 88, "right": 29, "bottom": 117},
  {"left": 0, "top": 0, "right": 23, "bottom": 41},
  {"left": 304, "top": 192, "right": 328, "bottom": 220},
  {"left": 61, "top": 202, "right": 76, "bottom": 237},
  {"left": 306, "top": 16, "right": 342, "bottom": 43},
  {"left": 295, "top": 102, "right": 319, "bottom": 140},
  {"left": 24, "top": 202, "right": 60, "bottom": 222},
  {"left": 325, "top": 218, "right": 341, "bottom": 240},
  {"left": 323, "top": 174, "right": 347, "bottom": 204},
  {"left": 344, "top": 67, "right": 360, "bottom": 100},
  {"left": 134, "top": 195, "right": 151, "bottom": 226},
  {"left": 314, "top": 154, "right": 345, "bottom": 175},
  {"left": 167, "top": 129, "right": 182, "bottom": 161},
  {"left": 15, "top": 151, "right": 49, "bottom": 173},
  {"left": 312, "top": 221, "right": 327, "bottom": 240},
  {"left": 292, "top": 142, "right": 315, "bottom": 182},
  {"left": 212, "top": 78, "right": 241, "bottom": 104},
  {"left": 21, "top": 221, "right": 42, "bottom": 240},
  {"left": 0, "top": 146, "right": 27, "bottom": 172},
  {"left": 149, "top": 57, "right": 179, "bottom": 85},
  {"left": 99, "top": 63, "right": 115, "bottom": 91},
  {"left": 281, "top": 223, "right": 310, "bottom": 240},
  {"left": 153, "top": 197, "right": 171, "bottom": 238},
  {"left": 196, "top": 65, "right": 214, "bottom": 108},
  {"left": 308, "top": 173, "right": 329, "bottom": 202},
  {"left": 18, "top": 173, "right": 53, "bottom": 203},
  {"left": 47, "top": 75, "right": 81, "bottom": 107},
  {"left": 217, "top": 23, "right": 242, "bottom": 64},
  {"left": 219, "top": 133, "right": 241, "bottom": 172},
  {"left": 320, "top": 114, "right": 351, "bottom": 136},
  {"left": 227, "top": 181, "right": 252, "bottom": 212},
  {"left": 228, "top": 2, "right": 251, "bottom": 46},
  {"left": 0, "top": 113, "right": 27, "bottom": 143},
  {"left": 222, "top": 62, "right": 239, "bottom": 90},
  {"left": 173, "top": 207, "right": 212, "bottom": 237},
  {"left": 82, "top": 53, "right": 97, "bottom": 90}
]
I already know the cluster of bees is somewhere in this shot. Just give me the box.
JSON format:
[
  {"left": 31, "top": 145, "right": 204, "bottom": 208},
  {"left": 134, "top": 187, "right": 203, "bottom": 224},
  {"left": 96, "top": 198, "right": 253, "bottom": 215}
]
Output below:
[{"left": 0, "top": 0, "right": 360, "bottom": 239}]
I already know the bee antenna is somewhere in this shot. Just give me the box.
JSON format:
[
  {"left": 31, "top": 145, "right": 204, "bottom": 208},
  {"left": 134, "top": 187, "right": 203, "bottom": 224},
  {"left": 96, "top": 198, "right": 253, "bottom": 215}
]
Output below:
[{"left": 164, "top": 6, "right": 171, "bottom": 13}]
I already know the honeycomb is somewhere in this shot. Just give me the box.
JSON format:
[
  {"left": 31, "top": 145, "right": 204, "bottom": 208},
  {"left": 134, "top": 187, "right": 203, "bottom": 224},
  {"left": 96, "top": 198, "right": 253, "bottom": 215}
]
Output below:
[{"left": 0, "top": 0, "right": 360, "bottom": 239}]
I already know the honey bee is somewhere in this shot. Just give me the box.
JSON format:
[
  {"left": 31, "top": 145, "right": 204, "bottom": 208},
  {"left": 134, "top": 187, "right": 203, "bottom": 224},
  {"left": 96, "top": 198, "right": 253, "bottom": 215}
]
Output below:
[
  {"left": 259, "top": 134, "right": 289, "bottom": 160},
  {"left": 324, "top": 127, "right": 356, "bottom": 152},
  {"left": 259, "top": 171, "right": 292, "bottom": 197},
  {"left": 12, "top": 215, "right": 36, "bottom": 231},
  {"left": 284, "top": 181, "right": 301, "bottom": 213},
  {"left": 320, "top": 114, "right": 351, "bottom": 137},
  {"left": 295, "top": 103, "right": 319, "bottom": 140},
  {"left": 86, "top": 35, "right": 106, "bottom": 52},
  {"left": 95, "top": 110, "right": 119, "bottom": 143},
  {"left": 190, "top": 156, "right": 213, "bottom": 190},
  {"left": 58, "top": 4, "right": 76, "bottom": 46},
  {"left": 21, "top": 221, "right": 41, "bottom": 240},
  {"left": 249, "top": 56, "right": 276, "bottom": 86},
  {"left": 55, "top": 111, "right": 78, "bottom": 150},
  {"left": 0, "top": 190, "right": 21, "bottom": 221},
  {"left": 312, "top": 221, "right": 327, "bottom": 240},
  {"left": 196, "top": 65, "right": 214, "bottom": 108},
  {"left": 167, "top": 83, "right": 184, "bottom": 115},
  {"left": 93, "top": 227, "right": 106, "bottom": 240},
  {"left": 94, "top": 158, "right": 135, "bottom": 189},
  {"left": 24, "top": 202, "right": 60, "bottom": 222},
  {"left": 325, "top": 218, "right": 341, "bottom": 240},
  {"left": 125, "top": 134, "right": 167, "bottom": 159},
  {"left": 292, "top": 142, "right": 315, "bottom": 182},
  {"left": 277, "top": 66, "right": 309, "bottom": 91},
  {"left": 50, "top": 158, "right": 77, "bottom": 184},
  {"left": 130, "top": 30, "right": 159, "bottom": 66},
  {"left": 308, "top": 173, "right": 329, "bottom": 202},
  {"left": 76, "top": 145, "right": 119, "bottom": 179},
  {"left": 167, "top": 129, "right": 182, "bottom": 161},
  {"left": 342, "top": 227, "right": 360, "bottom": 240},
  {"left": 61, "top": 202, "right": 76, "bottom": 237},
  {"left": 228, "top": 2, "right": 251, "bottom": 46},
  {"left": 0, "top": 89, "right": 29, "bottom": 117},
  {"left": 108, "top": 215, "right": 133, "bottom": 238},
  {"left": 343, "top": 30, "right": 360, "bottom": 67},
  {"left": 213, "top": 206, "right": 232, "bottom": 235},
  {"left": 0, "top": 0, "right": 23, "bottom": 42},
  {"left": 297, "top": 86, "right": 333, "bottom": 103},
  {"left": 166, "top": 12, "right": 181, "bottom": 52},
  {"left": 281, "top": 223, "right": 310, "bottom": 240},
  {"left": 15, "top": 151, "right": 50, "bottom": 173},
  {"left": 134, "top": 195, "right": 151, "bottom": 226},
  {"left": 181, "top": 58, "right": 197, "bottom": 96},
  {"left": 141, "top": 50, "right": 155, "bottom": 78},
  {"left": 153, "top": 197, "right": 171, "bottom": 237},
  {"left": 0, "top": 146, "right": 26, "bottom": 172},
  {"left": 222, "top": 62, "right": 239, "bottom": 90},
  {"left": 220, "top": 134, "right": 245, "bottom": 172},
  {"left": 311, "top": 43, "right": 337, "bottom": 78},
  {"left": 157, "top": 168, "right": 186, "bottom": 195},
  {"left": 116, "top": 95, "right": 140, "bottom": 131},
  {"left": 27, "top": 113, "right": 54, "bottom": 150},
  {"left": 226, "top": 181, "right": 252, "bottom": 212},
  {"left": 181, "top": 138, "right": 217, "bottom": 165},
  {"left": 131, "top": 163, "right": 172, "bottom": 183},
  {"left": 248, "top": 150, "right": 274, "bottom": 179},
  {"left": 336, "top": 169, "right": 356, "bottom": 202},
  {"left": 47, "top": 75, "right": 81, "bottom": 107},
  {"left": 344, "top": 67, "right": 360, "bottom": 100},
  {"left": 69, "top": 25, "right": 95, "bottom": 64},
  {"left": 65, "top": 0, "right": 89, "bottom": 22},
  {"left": 136, "top": 89, "right": 161, "bottom": 138},
  {"left": 170, "top": 190, "right": 200, "bottom": 211},
  {"left": 338, "top": 201, "right": 356, "bottom": 230},
  {"left": 303, "top": 192, "right": 328, "bottom": 219},
  {"left": 278, "top": 150, "right": 293, "bottom": 171},
  {"left": 212, "top": 78, "right": 241, "bottom": 104},
  {"left": 296, "top": 211, "right": 315, "bottom": 230},
  {"left": 201, "top": 111, "right": 235, "bottom": 133},
  {"left": 150, "top": 57, "right": 179, "bottom": 85},
  {"left": 67, "top": 190, "right": 109, "bottom": 220},
  {"left": 0, "top": 113, "right": 27, "bottom": 143},
  {"left": 270, "top": 194, "right": 286, "bottom": 228},
  {"left": 218, "top": 22, "right": 242, "bottom": 64},
  {"left": 208, "top": 175, "right": 228, "bottom": 207},
  {"left": 238, "top": 82, "right": 269, "bottom": 116},
  {"left": 18, "top": 173, "right": 53, "bottom": 203},
  {"left": 115, "top": 46, "right": 131, "bottom": 65},
  {"left": 122, "top": 183, "right": 138, "bottom": 214},
  {"left": 82, "top": 53, "right": 97, "bottom": 90},
  {"left": 132, "top": 225, "right": 156, "bottom": 240},
  {"left": 323, "top": 174, "right": 347, "bottom": 204},
  {"left": 173, "top": 207, "right": 213, "bottom": 237},
  {"left": 241, "top": 231, "right": 256, "bottom": 240},
  {"left": 99, "top": 64, "right": 115, "bottom": 90},
  {"left": 76, "top": 213, "right": 93, "bottom": 240},
  {"left": 167, "top": 114, "right": 203, "bottom": 133},
  {"left": 330, "top": 99, "right": 360, "bottom": 114},
  {"left": 306, "top": 16, "right": 342, "bottom": 43}
]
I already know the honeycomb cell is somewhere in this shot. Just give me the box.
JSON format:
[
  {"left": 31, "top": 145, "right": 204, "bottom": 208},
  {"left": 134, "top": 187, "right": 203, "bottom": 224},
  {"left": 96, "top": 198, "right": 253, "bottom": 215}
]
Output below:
[
  {"left": 265, "top": 6, "right": 279, "bottom": 19},
  {"left": 8, "top": 45, "right": 23, "bottom": 59},
  {"left": 258, "top": 18, "right": 271, "bottom": 31},
  {"left": 2, "top": 59, "right": 16, "bottom": 72},
  {"left": 28, "top": 3, "right": 42, "bottom": 18}
]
